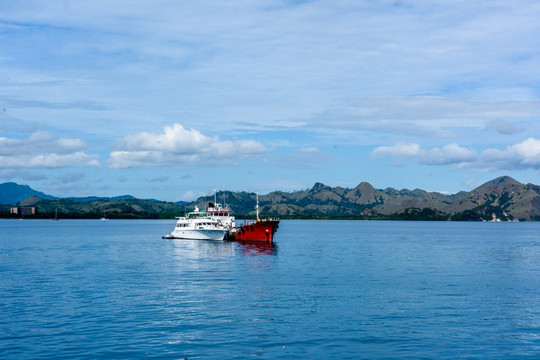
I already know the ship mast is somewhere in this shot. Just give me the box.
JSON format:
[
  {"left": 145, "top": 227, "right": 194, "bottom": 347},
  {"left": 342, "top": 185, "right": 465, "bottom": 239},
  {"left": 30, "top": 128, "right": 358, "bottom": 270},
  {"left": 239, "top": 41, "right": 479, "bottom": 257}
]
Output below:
[{"left": 256, "top": 193, "right": 260, "bottom": 222}]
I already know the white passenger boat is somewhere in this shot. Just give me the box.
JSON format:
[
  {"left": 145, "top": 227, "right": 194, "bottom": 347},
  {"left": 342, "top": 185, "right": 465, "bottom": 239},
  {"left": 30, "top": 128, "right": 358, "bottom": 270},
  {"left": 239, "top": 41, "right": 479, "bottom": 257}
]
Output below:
[{"left": 163, "top": 207, "right": 227, "bottom": 241}]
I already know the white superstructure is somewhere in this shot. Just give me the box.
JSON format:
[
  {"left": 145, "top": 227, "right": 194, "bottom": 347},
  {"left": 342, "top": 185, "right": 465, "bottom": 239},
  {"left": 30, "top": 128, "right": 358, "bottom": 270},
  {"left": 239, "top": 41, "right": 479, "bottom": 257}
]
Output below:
[{"left": 205, "top": 201, "right": 235, "bottom": 230}]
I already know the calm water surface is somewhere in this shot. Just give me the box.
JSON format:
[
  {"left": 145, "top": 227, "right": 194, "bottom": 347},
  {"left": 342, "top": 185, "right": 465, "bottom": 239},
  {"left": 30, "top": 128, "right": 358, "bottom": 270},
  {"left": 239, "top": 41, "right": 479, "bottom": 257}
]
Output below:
[{"left": 1, "top": 219, "right": 539, "bottom": 359}]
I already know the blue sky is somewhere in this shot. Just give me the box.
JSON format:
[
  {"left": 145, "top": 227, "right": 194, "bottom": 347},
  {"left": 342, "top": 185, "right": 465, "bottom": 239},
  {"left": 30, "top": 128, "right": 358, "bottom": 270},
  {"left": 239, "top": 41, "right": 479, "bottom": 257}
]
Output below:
[{"left": 1, "top": 0, "right": 539, "bottom": 201}]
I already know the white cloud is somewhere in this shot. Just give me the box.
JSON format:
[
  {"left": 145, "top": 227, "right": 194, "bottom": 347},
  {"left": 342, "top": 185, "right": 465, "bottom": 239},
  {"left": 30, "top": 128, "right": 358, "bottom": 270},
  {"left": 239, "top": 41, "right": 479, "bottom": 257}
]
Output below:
[
  {"left": 371, "top": 143, "right": 422, "bottom": 158},
  {"left": 419, "top": 144, "right": 478, "bottom": 165},
  {"left": 178, "top": 190, "right": 197, "bottom": 202},
  {"left": 373, "top": 138, "right": 540, "bottom": 171},
  {"left": 55, "top": 138, "right": 88, "bottom": 153},
  {"left": 372, "top": 142, "right": 477, "bottom": 166},
  {"left": 0, "top": 152, "right": 99, "bottom": 169},
  {"left": 0, "top": 132, "right": 99, "bottom": 168},
  {"left": 479, "top": 138, "right": 540, "bottom": 170},
  {"left": 117, "top": 124, "right": 212, "bottom": 153},
  {"left": 0, "top": 131, "right": 88, "bottom": 155},
  {"left": 296, "top": 147, "right": 322, "bottom": 154},
  {"left": 109, "top": 123, "right": 267, "bottom": 168}
]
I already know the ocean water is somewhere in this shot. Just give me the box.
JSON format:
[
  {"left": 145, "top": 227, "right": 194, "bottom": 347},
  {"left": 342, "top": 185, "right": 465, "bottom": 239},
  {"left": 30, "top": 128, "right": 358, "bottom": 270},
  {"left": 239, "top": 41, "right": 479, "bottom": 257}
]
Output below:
[{"left": 1, "top": 219, "right": 539, "bottom": 359}]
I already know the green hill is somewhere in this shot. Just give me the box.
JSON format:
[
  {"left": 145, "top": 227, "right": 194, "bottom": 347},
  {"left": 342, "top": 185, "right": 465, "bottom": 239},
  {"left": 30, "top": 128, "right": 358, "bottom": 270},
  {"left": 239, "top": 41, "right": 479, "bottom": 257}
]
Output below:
[
  {"left": 192, "top": 176, "right": 540, "bottom": 221},
  {"left": 1, "top": 176, "right": 539, "bottom": 220},
  {"left": 9, "top": 196, "right": 185, "bottom": 219}
]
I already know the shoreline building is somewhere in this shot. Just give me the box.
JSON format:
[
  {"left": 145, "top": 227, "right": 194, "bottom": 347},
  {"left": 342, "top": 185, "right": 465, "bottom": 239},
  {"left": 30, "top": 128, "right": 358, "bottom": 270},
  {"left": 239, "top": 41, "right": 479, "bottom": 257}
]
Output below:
[{"left": 10, "top": 206, "right": 36, "bottom": 216}]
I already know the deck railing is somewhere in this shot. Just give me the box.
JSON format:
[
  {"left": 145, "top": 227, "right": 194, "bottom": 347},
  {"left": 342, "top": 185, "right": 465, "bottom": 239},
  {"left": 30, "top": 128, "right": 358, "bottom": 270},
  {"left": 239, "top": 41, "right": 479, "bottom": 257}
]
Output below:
[{"left": 241, "top": 218, "right": 280, "bottom": 225}]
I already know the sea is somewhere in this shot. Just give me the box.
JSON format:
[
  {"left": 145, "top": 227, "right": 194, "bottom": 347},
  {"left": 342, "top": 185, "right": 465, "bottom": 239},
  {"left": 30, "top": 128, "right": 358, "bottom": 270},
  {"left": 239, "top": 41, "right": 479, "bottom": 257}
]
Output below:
[{"left": 1, "top": 219, "right": 539, "bottom": 359}]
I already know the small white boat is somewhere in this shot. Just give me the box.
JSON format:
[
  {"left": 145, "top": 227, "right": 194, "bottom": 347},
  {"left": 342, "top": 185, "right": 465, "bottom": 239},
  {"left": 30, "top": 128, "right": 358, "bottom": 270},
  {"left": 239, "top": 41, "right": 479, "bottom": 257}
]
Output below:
[{"left": 164, "top": 207, "right": 227, "bottom": 241}]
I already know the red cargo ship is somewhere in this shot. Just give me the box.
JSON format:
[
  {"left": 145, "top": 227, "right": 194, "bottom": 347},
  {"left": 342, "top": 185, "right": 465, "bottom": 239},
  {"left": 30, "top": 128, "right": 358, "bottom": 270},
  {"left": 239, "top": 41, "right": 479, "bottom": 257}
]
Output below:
[
  {"left": 228, "top": 218, "right": 280, "bottom": 243},
  {"left": 227, "top": 194, "right": 279, "bottom": 243}
]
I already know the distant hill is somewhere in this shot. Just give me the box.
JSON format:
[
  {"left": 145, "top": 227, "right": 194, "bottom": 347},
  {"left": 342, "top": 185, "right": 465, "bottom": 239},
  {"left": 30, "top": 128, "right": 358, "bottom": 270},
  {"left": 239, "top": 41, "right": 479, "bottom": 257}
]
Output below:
[
  {"left": 448, "top": 176, "right": 540, "bottom": 221},
  {"left": 65, "top": 195, "right": 137, "bottom": 202},
  {"left": 14, "top": 196, "right": 185, "bottom": 219},
  {"left": 0, "top": 182, "right": 58, "bottom": 205},
  {"left": 0, "top": 182, "right": 142, "bottom": 205},
  {"left": 192, "top": 176, "right": 540, "bottom": 221},
  {"left": 1, "top": 176, "right": 539, "bottom": 220}
]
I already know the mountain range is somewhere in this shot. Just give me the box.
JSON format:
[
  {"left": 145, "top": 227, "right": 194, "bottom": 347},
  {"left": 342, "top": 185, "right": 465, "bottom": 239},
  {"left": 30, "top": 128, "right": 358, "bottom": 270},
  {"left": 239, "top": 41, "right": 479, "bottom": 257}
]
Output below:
[
  {"left": 1, "top": 176, "right": 539, "bottom": 221},
  {"left": 192, "top": 176, "right": 539, "bottom": 221}
]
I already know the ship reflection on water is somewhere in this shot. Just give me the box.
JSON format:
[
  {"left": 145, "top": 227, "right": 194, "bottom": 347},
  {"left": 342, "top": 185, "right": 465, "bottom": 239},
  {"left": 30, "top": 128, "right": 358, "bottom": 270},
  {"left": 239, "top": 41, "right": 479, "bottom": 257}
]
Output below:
[
  {"left": 236, "top": 241, "right": 277, "bottom": 256},
  {"left": 169, "top": 238, "right": 277, "bottom": 260}
]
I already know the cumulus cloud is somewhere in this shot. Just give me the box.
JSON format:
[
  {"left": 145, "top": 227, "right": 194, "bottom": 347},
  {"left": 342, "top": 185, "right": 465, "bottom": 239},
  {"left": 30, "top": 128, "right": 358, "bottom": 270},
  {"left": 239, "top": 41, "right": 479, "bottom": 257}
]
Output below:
[
  {"left": 109, "top": 123, "right": 267, "bottom": 168},
  {"left": 420, "top": 144, "right": 478, "bottom": 165},
  {"left": 55, "top": 138, "right": 89, "bottom": 153},
  {"left": 0, "top": 152, "right": 99, "bottom": 169},
  {"left": 371, "top": 143, "right": 422, "bottom": 158},
  {"left": 372, "top": 143, "right": 477, "bottom": 166},
  {"left": 373, "top": 138, "right": 540, "bottom": 171},
  {"left": 116, "top": 124, "right": 213, "bottom": 153},
  {"left": 479, "top": 138, "right": 540, "bottom": 170},
  {"left": 0, "top": 132, "right": 99, "bottom": 168},
  {"left": 0, "top": 131, "right": 88, "bottom": 155}
]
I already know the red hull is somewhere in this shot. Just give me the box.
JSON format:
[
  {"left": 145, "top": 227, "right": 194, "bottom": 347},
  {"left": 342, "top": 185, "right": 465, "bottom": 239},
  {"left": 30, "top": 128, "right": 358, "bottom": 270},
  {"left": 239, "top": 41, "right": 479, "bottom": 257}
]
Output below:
[{"left": 228, "top": 219, "right": 280, "bottom": 243}]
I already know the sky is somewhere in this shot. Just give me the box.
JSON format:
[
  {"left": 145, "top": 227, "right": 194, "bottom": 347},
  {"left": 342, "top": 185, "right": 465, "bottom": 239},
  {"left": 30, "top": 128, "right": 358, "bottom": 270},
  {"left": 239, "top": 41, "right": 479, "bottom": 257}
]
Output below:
[{"left": 1, "top": 0, "right": 540, "bottom": 202}]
